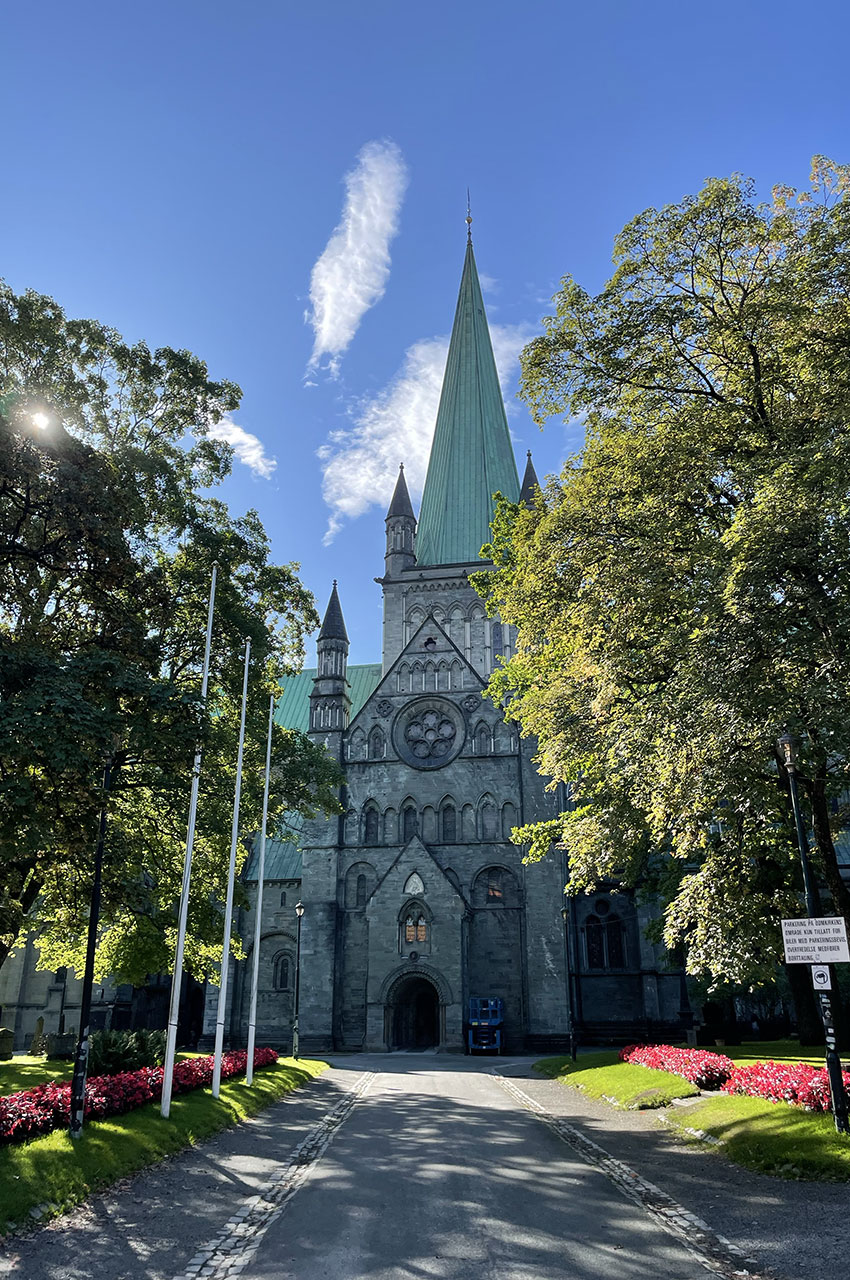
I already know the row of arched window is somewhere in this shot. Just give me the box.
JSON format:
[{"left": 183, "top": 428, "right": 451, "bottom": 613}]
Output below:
[
  {"left": 347, "top": 718, "right": 515, "bottom": 761},
  {"left": 347, "top": 795, "right": 519, "bottom": 846},
  {"left": 404, "top": 606, "right": 513, "bottom": 672},
  {"left": 343, "top": 862, "right": 521, "bottom": 912}
]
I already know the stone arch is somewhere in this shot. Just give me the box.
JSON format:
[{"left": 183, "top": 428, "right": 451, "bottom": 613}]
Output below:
[
  {"left": 450, "top": 659, "right": 463, "bottom": 690},
  {"left": 421, "top": 805, "right": 437, "bottom": 843},
  {"left": 396, "top": 664, "right": 411, "bottom": 694},
  {"left": 345, "top": 861, "right": 377, "bottom": 909},
  {"left": 383, "top": 806, "right": 398, "bottom": 844},
  {"left": 439, "top": 795, "right": 457, "bottom": 842},
  {"left": 478, "top": 793, "right": 499, "bottom": 841},
  {"left": 437, "top": 659, "right": 450, "bottom": 691},
  {"left": 472, "top": 864, "right": 520, "bottom": 908},
  {"left": 494, "top": 720, "right": 514, "bottom": 754},
  {"left": 424, "top": 661, "right": 436, "bottom": 692},
  {"left": 343, "top": 808, "right": 358, "bottom": 844},
  {"left": 473, "top": 720, "right": 492, "bottom": 755},
  {"left": 400, "top": 798, "right": 418, "bottom": 843},
  {"left": 368, "top": 726, "right": 386, "bottom": 760},
  {"left": 379, "top": 961, "right": 454, "bottom": 1007},
  {"left": 461, "top": 803, "right": 475, "bottom": 841},
  {"left": 348, "top": 727, "right": 366, "bottom": 761},
  {"left": 448, "top": 604, "right": 465, "bottom": 649},
  {"left": 501, "top": 801, "right": 518, "bottom": 841},
  {"left": 362, "top": 802, "right": 381, "bottom": 846}
]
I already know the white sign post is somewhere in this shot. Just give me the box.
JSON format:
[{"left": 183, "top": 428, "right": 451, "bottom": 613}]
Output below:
[{"left": 781, "top": 916, "right": 850, "bottom": 966}]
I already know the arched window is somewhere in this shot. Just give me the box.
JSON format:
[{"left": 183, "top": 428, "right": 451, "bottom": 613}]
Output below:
[
  {"left": 480, "top": 796, "right": 498, "bottom": 841},
  {"left": 364, "top": 806, "right": 380, "bottom": 845},
  {"left": 356, "top": 874, "right": 368, "bottom": 907},
  {"left": 279, "top": 890, "right": 287, "bottom": 907},
  {"left": 474, "top": 723, "right": 491, "bottom": 756},
  {"left": 368, "top": 727, "right": 385, "bottom": 760},
  {"left": 403, "top": 805, "right": 418, "bottom": 842},
  {"left": 273, "top": 952, "right": 293, "bottom": 990},
  {"left": 442, "top": 804, "right": 457, "bottom": 842},
  {"left": 472, "top": 865, "right": 518, "bottom": 909},
  {"left": 404, "top": 915, "right": 427, "bottom": 943},
  {"left": 585, "top": 900, "right": 627, "bottom": 970}
]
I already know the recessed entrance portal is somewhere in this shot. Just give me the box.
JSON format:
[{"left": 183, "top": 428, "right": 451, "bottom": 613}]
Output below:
[{"left": 390, "top": 975, "right": 439, "bottom": 1050}]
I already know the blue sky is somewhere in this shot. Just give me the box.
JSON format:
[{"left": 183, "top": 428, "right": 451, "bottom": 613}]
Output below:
[{"left": 3, "top": 1, "right": 849, "bottom": 665}]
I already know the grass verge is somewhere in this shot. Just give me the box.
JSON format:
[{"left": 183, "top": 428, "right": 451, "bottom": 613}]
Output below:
[
  {"left": 662, "top": 1093, "right": 850, "bottom": 1181},
  {"left": 0, "top": 1057, "right": 327, "bottom": 1236},
  {"left": 535, "top": 1054, "right": 699, "bottom": 1109},
  {"left": 0, "top": 1056, "right": 75, "bottom": 1095}
]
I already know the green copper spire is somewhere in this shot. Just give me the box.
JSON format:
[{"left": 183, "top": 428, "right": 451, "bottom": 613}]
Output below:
[{"left": 415, "top": 237, "right": 520, "bottom": 566}]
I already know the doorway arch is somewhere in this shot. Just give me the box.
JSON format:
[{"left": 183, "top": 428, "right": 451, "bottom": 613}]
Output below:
[{"left": 386, "top": 973, "right": 440, "bottom": 1050}]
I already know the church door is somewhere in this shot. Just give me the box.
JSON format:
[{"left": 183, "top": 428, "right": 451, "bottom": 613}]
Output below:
[{"left": 391, "top": 976, "right": 439, "bottom": 1050}]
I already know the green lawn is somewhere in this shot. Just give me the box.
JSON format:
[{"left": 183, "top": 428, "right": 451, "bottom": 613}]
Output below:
[
  {"left": 726, "top": 1041, "right": 830, "bottom": 1068},
  {"left": 0, "top": 1056, "right": 74, "bottom": 1095},
  {"left": 535, "top": 1052, "right": 699, "bottom": 1109},
  {"left": 0, "top": 1057, "right": 327, "bottom": 1235},
  {"left": 663, "top": 1093, "right": 850, "bottom": 1181}
]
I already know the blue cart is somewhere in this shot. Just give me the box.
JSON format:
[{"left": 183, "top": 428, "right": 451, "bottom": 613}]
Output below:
[{"left": 467, "top": 997, "right": 504, "bottom": 1053}]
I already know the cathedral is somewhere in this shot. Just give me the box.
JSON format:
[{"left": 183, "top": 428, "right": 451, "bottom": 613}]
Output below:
[
  {"left": 213, "top": 230, "right": 688, "bottom": 1055},
  {"left": 0, "top": 229, "right": 689, "bottom": 1055}
]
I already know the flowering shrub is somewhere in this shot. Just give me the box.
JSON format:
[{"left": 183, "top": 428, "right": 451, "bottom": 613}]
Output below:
[
  {"left": 0, "top": 1046, "right": 279, "bottom": 1145},
  {"left": 722, "top": 1060, "right": 850, "bottom": 1113},
  {"left": 619, "top": 1044, "right": 734, "bottom": 1089}
]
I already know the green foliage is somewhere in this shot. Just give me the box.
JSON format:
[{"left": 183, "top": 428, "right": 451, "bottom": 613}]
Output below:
[
  {"left": 474, "top": 158, "right": 850, "bottom": 987},
  {"left": 0, "top": 282, "right": 342, "bottom": 983},
  {"left": 86, "top": 1029, "right": 165, "bottom": 1076},
  {"left": 0, "top": 1057, "right": 328, "bottom": 1234},
  {"left": 535, "top": 1055, "right": 699, "bottom": 1108}
]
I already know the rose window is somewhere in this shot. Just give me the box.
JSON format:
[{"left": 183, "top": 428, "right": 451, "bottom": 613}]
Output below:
[
  {"left": 393, "top": 696, "right": 466, "bottom": 770},
  {"left": 405, "top": 709, "right": 456, "bottom": 761}
]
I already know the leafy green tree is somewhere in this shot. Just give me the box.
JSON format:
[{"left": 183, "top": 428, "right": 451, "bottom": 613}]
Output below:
[
  {"left": 475, "top": 158, "right": 850, "bottom": 988},
  {"left": 0, "top": 284, "right": 341, "bottom": 983}
]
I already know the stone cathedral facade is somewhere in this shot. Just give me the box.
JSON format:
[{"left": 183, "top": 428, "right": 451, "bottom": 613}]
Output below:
[{"left": 212, "top": 233, "right": 687, "bottom": 1055}]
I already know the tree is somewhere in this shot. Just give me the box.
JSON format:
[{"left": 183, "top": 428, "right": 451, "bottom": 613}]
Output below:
[
  {"left": 0, "top": 284, "right": 341, "bottom": 983},
  {"left": 474, "top": 158, "right": 850, "bottom": 988}
]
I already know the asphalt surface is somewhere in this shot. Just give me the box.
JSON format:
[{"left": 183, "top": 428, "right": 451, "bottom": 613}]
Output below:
[{"left": 1, "top": 1054, "right": 847, "bottom": 1279}]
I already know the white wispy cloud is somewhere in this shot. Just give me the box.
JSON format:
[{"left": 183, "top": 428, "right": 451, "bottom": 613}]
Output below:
[
  {"left": 307, "top": 140, "right": 409, "bottom": 375},
  {"left": 208, "top": 418, "right": 277, "bottom": 478},
  {"left": 318, "top": 324, "right": 533, "bottom": 543}
]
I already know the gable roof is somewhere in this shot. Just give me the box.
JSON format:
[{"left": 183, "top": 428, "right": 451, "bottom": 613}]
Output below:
[{"left": 415, "top": 239, "right": 520, "bottom": 567}]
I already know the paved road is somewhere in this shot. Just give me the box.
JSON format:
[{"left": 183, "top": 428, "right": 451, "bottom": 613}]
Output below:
[
  {"left": 238, "top": 1058, "right": 708, "bottom": 1280},
  {"left": 1, "top": 1054, "right": 794, "bottom": 1280}
]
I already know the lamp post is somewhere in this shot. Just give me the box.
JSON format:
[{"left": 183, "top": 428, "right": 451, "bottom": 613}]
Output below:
[
  {"left": 560, "top": 905, "right": 578, "bottom": 1061},
  {"left": 777, "top": 731, "right": 849, "bottom": 1135},
  {"left": 292, "top": 902, "right": 304, "bottom": 1060}
]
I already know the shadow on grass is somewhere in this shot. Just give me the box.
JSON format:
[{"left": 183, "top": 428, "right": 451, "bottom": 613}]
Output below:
[{"left": 0, "top": 1058, "right": 327, "bottom": 1234}]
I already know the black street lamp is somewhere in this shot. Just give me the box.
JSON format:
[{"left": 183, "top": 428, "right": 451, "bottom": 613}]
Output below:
[
  {"left": 70, "top": 754, "right": 114, "bottom": 1140},
  {"left": 777, "top": 731, "right": 849, "bottom": 1135},
  {"left": 292, "top": 902, "right": 304, "bottom": 1060},
  {"left": 561, "top": 904, "right": 578, "bottom": 1062}
]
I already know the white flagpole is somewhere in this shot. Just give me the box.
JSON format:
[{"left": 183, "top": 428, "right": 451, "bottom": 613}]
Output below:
[
  {"left": 161, "top": 564, "right": 218, "bottom": 1119},
  {"left": 246, "top": 694, "right": 275, "bottom": 1086},
  {"left": 212, "top": 637, "right": 251, "bottom": 1098}
]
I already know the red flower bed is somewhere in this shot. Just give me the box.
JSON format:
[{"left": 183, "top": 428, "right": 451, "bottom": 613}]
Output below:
[
  {"left": 722, "top": 1060, "right": 850, "bottom": 1113},
  {"left": 619, "top": 1044, "right": 734, "bottom": 1089},
  {"left": 0, "top": 1047, "right": 279, "bottom": 1146}
]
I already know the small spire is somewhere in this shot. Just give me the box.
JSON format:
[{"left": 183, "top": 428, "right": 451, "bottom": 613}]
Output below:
[
  {"left": 519, "top": 451, "right": 541, "bottom": 505},
  {"left": 318, "top": 581, "right": 348, "bottom": 642},
  {"left": 466, "top": 189, "right": 472, "bottom": 243},
  {"left": 386, "top": 462, "right": 415, "bottom": 520}
]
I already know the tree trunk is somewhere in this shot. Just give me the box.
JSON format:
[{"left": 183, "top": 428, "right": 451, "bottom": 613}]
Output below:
[
  {"left": 784, "top": 963, "right": 824, "bottom": 1045},
  {"left": 0, "top": 876, "right": 42, "bottom": 975}
]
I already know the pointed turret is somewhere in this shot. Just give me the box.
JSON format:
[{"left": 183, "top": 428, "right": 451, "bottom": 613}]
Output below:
[
  {"left": 310, "top": 581, "right": 351, "bottom": 741},
  {"left": 318, "top": 580, "right": 348, "bottom": 643},
  {"left": 519, "top": 451, "right": 540, "bottom": 505},
  {"left": 385, "top": 464, "right": 416, "bottom": 576},
  {"left": 415, "top": 235, "right": 520, "bottom": 566}
]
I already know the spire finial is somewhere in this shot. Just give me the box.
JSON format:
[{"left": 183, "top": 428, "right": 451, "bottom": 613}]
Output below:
[
  {"left": 466, "top": 188, "right": 472, "bottom": 242},
  {"left": 527, "top": 450, "right": 532, "bottom": 459},
  {"left": 332, "top": 579, "right": 337, "bottom": 587}
]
